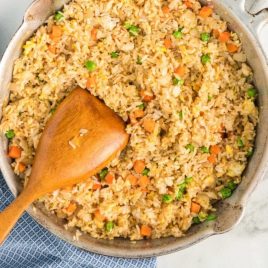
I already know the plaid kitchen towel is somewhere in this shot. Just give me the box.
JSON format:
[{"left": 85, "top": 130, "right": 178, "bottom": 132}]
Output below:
[{"left": 0, "top": 174, "right": 156, "bottom": 268}]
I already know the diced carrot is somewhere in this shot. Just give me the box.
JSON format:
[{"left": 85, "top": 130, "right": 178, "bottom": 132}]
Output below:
[
  {"left": 93, "top": 182, "right": 101, "bottom": 190},
  {"left": 139, "top": 175, "right": 150, "bottom": 188},
  {"left": 126, "top": 174, "right": 138, "bottom": 186},
  {"left": 191, "top": 202, "right": 201, "bottom": 213},
  {"left": 8, "top": 146, "right": 21, "bottom": 159},
  {"left": 86, "top": 76, "right": 96, "bottom": 90},
  {"left": 210, "top": 145, "right": 220, "bottom": 155},
  {"left": 65, "top": 202, "right": 77, "bottom": 214},
  {"left": 140, "top": 225, "right": 152, "bottom": 237},
  {"left": 133, "top": 160, "right": 146, "bottom": 174},
  {"left": 94, "top": 209, "right": 106, "bottom": 221},
  {"left": 18, "top": 162, "right": 26, "bottom": 173},
  {"left": 218, "top": 31, "right": 230, "bottom": 43},
  {"left": 162, "top": 5, "right": 170, "bottom": 14},
  {"left": 199, "top": 6, "right": 213, "bottom": 18},
  {"left": 164, "top": 38, "right": 172, "bottom": 49},
  {"left": 227, "top": 43, "right": 238, "bottom": 53},
  {"left": 132, "top": 109, "right": 145, "bottom": 119},
  {"left": 48, "top": 44, "right": 56, "bottom": 54},
  {"left": 105, "top": 172, "right": 114, "bottom": 184},
  {"left": 208, "top": 154, "right": 217, "bottom": 164},
  {"left": 140, "top": 90, "right": 154, "bottom": 102},
  {"left": 174, "top": 66, "right": 185, "bottom": 77},
  {"left": 143, "top": 118, "right": 155, "bottom": 133},
  {"left": 183, "top": 0, "right": 193, "bottom": 9},
  {"left": 91, "top": 27, "right": 98, "bottom": 41},
  {"left": 49, "top": 25, "right": 63, "bottom": 42},
  {"left": 212, "top": 29, "right": 220, "bottom": 38}
]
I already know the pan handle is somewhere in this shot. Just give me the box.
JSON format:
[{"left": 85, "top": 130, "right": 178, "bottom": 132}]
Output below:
[{"left": 243, "top": 0, "right": 268, "bottom": 64}]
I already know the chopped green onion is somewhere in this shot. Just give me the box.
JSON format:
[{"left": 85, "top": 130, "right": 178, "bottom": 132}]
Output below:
[
  {"left": 200, "top": 146, "right": 209, "bottom": 153},
  {"left": 185, "top": 143, "right": 195, "bottom": 152},
  {"left": 201, "top": 54, "right": 211, "bottom": 64},
  {"left": 5, "top": 129, "right": 15, "bottom": 140},
  {"left": 142, "top": 167, "right": 150, "bottom": 176},
  {"left": 124, "top": 22, "right": 140, "bottom": 36},
  {"left": 173, "top": 77, "right": 184, "bottom": 86},
  {"left": 99, "top": 167, "right": 108, "bottom": 180},
  {"left": 162, "top": 194, "right": 173, "bottom": 203},
  {"left": 237, "top": 137, "right": 244, "bottom": 148},
  {"left": 185, "top": 177, "right": 193, "bottom": 184},
  {"left": 54, "top": 11, "right": 64, "bottom": 21},
  {"left": 50, "top": 108, "right": 56, "bottom": 114},
  {"left": 247, "top": 87, "right": 257, "bottom": 98},
  {"left": 227, "top": 181, "right": 237, "bottom": 191},
  {"left": 192, "top": 216, "right": 201, "bottom": 224},
  {"left": 208, "top": 95, "right": 212, "bottom": 101},
  {"left": 111, "top": 51, "right": 120, "bottom": 58},
  {"left": 136, "top": 56, "right": 142, "bottom": 65},
  {"left": 176, "top": 183, "right": 186, "bottom": 200},
  {"left": 85, "top": 60, "right": 97, "bottom": 72},
  {"left": 173, "top": 28, "right": 183, "bottom": 39},
  {"left": 179, "top": 111, "right": 183, "bottom": 120},
  {"left": 246, "top": 148, "right": 254, "bottom": 157},
  {"left": 137, "top": 103, "right": 145, "bottom": 110},
  {"left": 200, "top": 32, "right": 210, "bottom": 42},
  {"left": 219, "top": 187, "right": 232, "bottom": 199},
  {"left": 105, "top": 221, "right": 115, "bottom": 232},
  {"left": 206, "top": 213, "right": 217, "bottom": 221},
  {"left": 176, "top": 190, "right": 184, "bottom": 200}
]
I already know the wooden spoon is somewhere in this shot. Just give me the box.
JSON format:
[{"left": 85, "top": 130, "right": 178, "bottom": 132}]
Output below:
[{"left": 0, "top": 87, "right": 129, "bottom": 244}]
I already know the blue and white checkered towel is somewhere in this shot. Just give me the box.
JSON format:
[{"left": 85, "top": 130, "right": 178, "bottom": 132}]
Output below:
[{"left": 0, "top": 174, "right": 156, "bottom": 268}]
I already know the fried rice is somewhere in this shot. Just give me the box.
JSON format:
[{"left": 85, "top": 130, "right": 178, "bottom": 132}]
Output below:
[{"left": 0, "top": 0, "right": 258, "bottom": 240}]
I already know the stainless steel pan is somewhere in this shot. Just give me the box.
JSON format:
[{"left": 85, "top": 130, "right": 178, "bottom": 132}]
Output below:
[{"left": 0, "top": 0, "right": 267, "bottom": 258}]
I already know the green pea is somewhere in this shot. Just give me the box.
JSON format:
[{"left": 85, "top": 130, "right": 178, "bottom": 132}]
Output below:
[
  {"left": 137, "top": 103, "right": 145, "bottom": 110},
  {"left": 173, "top": 77, "right": 184, "bottom": 86},
  {"left": 105, "top": 221, "right": 114, "bottom": 232},
  {"left": 173, "top": 28, "right": 183, "bottom": 39},
  {"left": 200, "top": 146, "right": 209, "bottom": 153},
  {"left": 206, "top": 214, "right": 217, "bottom": 221},
  {"left": 179, "top": 111, "right": 183, "bottom": 120},
  {"left": 247, "top": 87, "right": 257, "bottom": 98},
  {"left": 85, "top": 60, "right": 97, "bottom": 72},
  {"left": 162, "top": 194, "right": 173, "bottom": 203},
  {"left": 136, "top": 56, "right": 142, "bottom": 65},
  {"left": 99, "top": 167, "right": 108, "bottom": 180},
  {"left": 54, "top": 11, "right": 64, "bottom": 21},
  {"left": 200, "top": 32, "right": 210, "bottom": 42},
  {"left": 111, "top": 51, "right": 120, "bottom": 58},
  {"left": 192, "top": 217, "right": 201, "bottom": 224},
  {"left": 219, "top": 187, "right": 232, "bottom": 199},
  {"left": 124, "top": 22, "right": 140, "bottom": 36},
  {"left": 142, "top": 167, "right": 150, "bottom": 176},
  {"left": 227, "top": 181, "right": 237, "bottom": 191},
  {"left": 201, "top": 54, "right": 211, "bottom": 64},
  {"left": 5, "top": 129, "right": 15, "bottom": 140},
  {"left": 185, "top": 144, "right": 195, "bottom": 152},
  {"left": 246, "top": 148, "right": 254, "bottom": 157},
  {"left": 237, "top": 137, "right": 244, "bottom": 148}
]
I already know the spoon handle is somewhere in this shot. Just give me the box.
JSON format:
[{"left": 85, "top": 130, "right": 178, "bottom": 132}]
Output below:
[{"left": 0, "top": 186, "right": 37, "bottom": 244}]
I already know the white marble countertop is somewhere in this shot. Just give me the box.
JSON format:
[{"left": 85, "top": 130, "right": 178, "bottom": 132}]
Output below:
[{"left": 0, "top": 1, "right": 268, "bottom": 268}]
